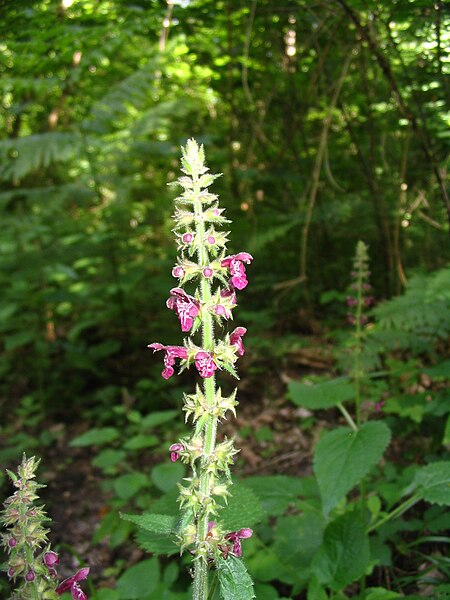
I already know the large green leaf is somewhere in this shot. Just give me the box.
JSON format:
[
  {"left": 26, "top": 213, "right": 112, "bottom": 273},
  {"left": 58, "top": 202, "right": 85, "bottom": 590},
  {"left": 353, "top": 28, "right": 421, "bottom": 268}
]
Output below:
[
  {"left": 314, "top": 422, "right": 391, "bottom": 515},
  {"left": 121, "top": 512, "right": 177, "bottom": 534},
  {"left": 113, "top": 473, "right": 148, "bottom": 500},
  {"left": 273, "top": 509, "right": 326, "bottom": 569},
  {"left": 121, "top": 512, "right": 179, "bottom": 556},
  {"left": 288, "top": 377, "right": 354, "bottom": 410},
  {"left": 365, "top": 588, "right": 401, "bottom": 600},
  {"left": 414, "top": 461, "right": 450, "bottom": 506},
  {"left": 116, "top": 558, "right": 160, "bottom": 599},
  {"left": 151, "top": 462, "right": 185, "bottom": 492},
  {"left": 217, "top": 556, "right": 255, "bottom": 600},
  {"left": 244, "top": 475, "right": 304, "bottom": 516},
  {"left": 312, "top": 512, "right": 370, "bottom": 591}
]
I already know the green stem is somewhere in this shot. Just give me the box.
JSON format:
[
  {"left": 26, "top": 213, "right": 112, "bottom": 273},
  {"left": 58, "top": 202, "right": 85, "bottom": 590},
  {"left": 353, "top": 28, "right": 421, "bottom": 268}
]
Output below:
[
  {"left": 367, "top": 494, "right": 421, "bottom": 533},
  {"left": 337, "top": 402, "right": 358, "bottom": 431},
  {"left": 192, "top": 174, "right": 219, "bottom": 600}
]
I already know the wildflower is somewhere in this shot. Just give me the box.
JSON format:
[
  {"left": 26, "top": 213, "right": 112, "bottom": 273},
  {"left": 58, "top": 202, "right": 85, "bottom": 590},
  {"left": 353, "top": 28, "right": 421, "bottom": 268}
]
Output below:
[
  {"left": 166, "top": 287, "right": 200, "bottom": 332},
  {"left": 182, "top": 232, "right": 194, "bottom": 244},
  {"left": 221, "top": 252, "right": 253, "bottom": 290},
  {"left": 346, "top": 296, "right": 357, "bottom": 307},
  {"left": 169, "top": 443, "right": 185, "bottom": 462},
  {"left": 25, "top": 570, "right": 35, "bottom": 582},
  {"left": 148, "top": 343, "right": 188, "bottom": 379},
  {"left": 220, "top": 283, "right": 237, "bottom": 305},
  {"left": 207, "top": 236, "right": 216, "bottom": 244},
  {"left": 172, "top": 266, "right": 185, "bottom": 278},
  {"left": 213, "top": 304, "right": 232, "bottom": 319},
  {"left": 195, "top": 351, "right": 217, "bottom": 378},
  {"left": 43, "top": 551, "right": 59, "bottom": 571},
  {"left": 8, "top": 537, "right": 17, "bottom": 548},
  {"left": 224, "top": 528, "right": 253, "bottom": 557},
  {"left": 56, "top": 567, "right": 90, "bottom": 600},
  {"left": 203, "top": 267, "right": 214, "bottom": 278},
  {"left": 230, "top": 327, "right": 247, "bottom": 356}
]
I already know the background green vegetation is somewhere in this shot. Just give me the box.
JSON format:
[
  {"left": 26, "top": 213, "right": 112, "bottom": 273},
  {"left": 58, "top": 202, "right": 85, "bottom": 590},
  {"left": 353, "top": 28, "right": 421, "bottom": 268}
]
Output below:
[{"left": 0, "top": 0, "right": 449, "bottom": 598}]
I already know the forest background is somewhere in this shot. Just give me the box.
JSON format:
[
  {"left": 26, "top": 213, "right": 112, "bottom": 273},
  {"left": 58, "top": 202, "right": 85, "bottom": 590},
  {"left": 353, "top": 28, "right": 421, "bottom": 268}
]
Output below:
[{"left": 0, "top": 1, "right": 449, "bottom": 599}]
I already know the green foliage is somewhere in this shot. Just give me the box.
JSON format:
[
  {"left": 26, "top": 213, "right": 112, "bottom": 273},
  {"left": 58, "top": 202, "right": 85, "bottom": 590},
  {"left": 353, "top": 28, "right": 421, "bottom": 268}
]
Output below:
[
  {"left": 116, "top": 558, "right": 160, "bottom": 599},
  {"left": 288, "top": 377, "right": 354, "bottom": 410},
  {"left": 314, "top": 422, "right": 391, "bottom": 515},
  {"left": 414, "top": 462, "right": 450, "bottom": 506},
  {"left": 216, "top": 556, "right": 255, "bottom": 600},
  {"left": 312, "top": 512, "right": 370, "bottom": 591}
]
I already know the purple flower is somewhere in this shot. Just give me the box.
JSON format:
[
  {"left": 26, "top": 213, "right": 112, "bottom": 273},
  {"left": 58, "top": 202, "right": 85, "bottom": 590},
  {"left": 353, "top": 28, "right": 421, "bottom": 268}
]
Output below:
[
  {"left": 207, "top": 236, "right": 216, "bottom": 244},
  {"left": 166, "top": 287, "right": 200, "bottom": 332},
  {"left": 169, "top": 443, "right": 185, "bottom": 462},
  {"left": 7, "top": 568, "right": 14, "bottom": 578},
  {"left": 230, "top": 327, "right": 247, "bottom": 356},
  {"left": 374, "top": 400, "right": 385, "bottom": 412},
  {"left": 220, "top": 283, "right": 237, "bottom": 305},
  {"left": 221, "top": 252, "right": 253, "bottom": 290},
  {"left": 25, "top": 570, "right": 35, "bottom": 582},
  {"left": 224, "top": 528, "right": 253, "bottom": 557},
  {"left": 195, "top": 351, "right": 217, "bottom": 378},
  {"left": 364, "top": 296, "right": 374, "bottom": 307},
  {"left": 214, "top": 304, "right": 232, "bottom": 319},
  {"left": 346, "top": 296, "right": 357, "bottom": 307},
  {"left": 172, "top": 266, "right": 185, "bottom": 279},
  {"left": 148, "top": 343, "right": 188, "bottom": 379},
  {"left": 182, "top": 233, "right": 194, "bottom": 244},
  {"left": 56, "top": 567, "right": 89, "bottom": 600},
  {"left": 203, "top": 267, "right": 214, "bottom": 278},
  {"left": 44, "top": 551, "right": 59, "bottom": 570},
  {"left": 8, "top": 537, "right": 17, "bottom": 548}
]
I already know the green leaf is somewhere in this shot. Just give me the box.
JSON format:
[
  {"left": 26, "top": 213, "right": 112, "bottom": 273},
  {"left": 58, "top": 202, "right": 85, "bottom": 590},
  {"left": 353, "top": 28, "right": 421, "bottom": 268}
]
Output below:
[
  {"left": 273, "top": 510, "right": 326, "bottom": 570},
  {"left": 124, "top": 434, "right": 158, "bottom": 450},
  {"left": 121, "top": 513, "right": 177, "bottom": 535},
  {"left": 244, "top": 475, "right": 304, "bottom": 516},
  {"left": 135, "top": 528, "right": 179, "bottom": 556},
  {"left": 220, "top": 483, "right": 264, "bottom": 531},
  {"left": 116, "top": 558, "right": 160, "bottom": 599},
  {"left": 141, "top": 410, "right": 178, "bottom": 428},
  {"left": 113, "top": 473, "right": 148, "bottom": 500},
  {"left": 365, "top": 588, "right": 401, "bottom": 599},
  {"left": 151, "top": 462, "right": 185, "bottom": 492},
  {"left": 312, "top": 512, "right": 370, "bottom": 591},
  {"left": 314, "top": 422, "right": 391, "bottom": 515},
  {"left": 253, "top": 583, "right": 280, "bottom": 600},
  {"left": 288, "top": 377, "right": 354, "bottom": 410},
  {"left": 443, "top": 415, "right": 450, "bottom": 446},
  {"left": 307, "top": 576, "right": 328, "bottom": 600},
  {"left": 92, "top": 449, "right": 126, "bottom": 470},
  {"left": 414, "top": 461, "right": 450, "bottom": 506},
  {"left": 217, "top": 556, "right": 255, "bottom": 600},
  {"left": 70, "top": 427, "right": 120, "bottom": 447}
]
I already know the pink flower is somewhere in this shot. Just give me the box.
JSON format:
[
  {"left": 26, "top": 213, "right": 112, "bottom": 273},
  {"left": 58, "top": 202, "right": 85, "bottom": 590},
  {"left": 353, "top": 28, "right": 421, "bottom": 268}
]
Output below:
[
  {"left": 169, "top": 443, "right": 185, "bottom": 462},
  {"left": 56, "top": 567, "right": 89, "bottom": 600},
  {"left": 44, "top": 551, "right": 59, "bottom": 569},
  {"left": 195, "top": 351, "right": 217, "bottom": 378},
  {"left": 172, "top": 266, "right": 185, "bottom": 278},
  {"left": 221, "top": 252, "right": 253, "bottom": 290},
  {"left": 214, "top": 304, "right": 232, "bottom": 319},
  {"left": 224, "top": 528, "right": 253, "bottom": 557},
  {"left": 230, "top": 327, "right": 247, "bottom": 356},
  {"left": 8, "top": 537, "right": 17, "bottom": 548},
  {"left": 25, "top": 570, "right": 35, "bottom": 582},
  {"left": 207, "top": 236, "right": 216, "bottom": 244},
  {"left": 148, "top": 343, "right": 188, "bottom": 379},
  {"left": 166, "top": 287, "right": 200, "bottom": 332},
  {"left": 220, "top": 283, "right": 237, "bottom": 305},
  {"left": 182, "top": 233, "right": 194, "bottom": 244},
  {"left": 346, "top": 296, "right": 357, "bottom": 307},
  {"left": 203, "top": 267, "right": 214, "bottom": 278}
]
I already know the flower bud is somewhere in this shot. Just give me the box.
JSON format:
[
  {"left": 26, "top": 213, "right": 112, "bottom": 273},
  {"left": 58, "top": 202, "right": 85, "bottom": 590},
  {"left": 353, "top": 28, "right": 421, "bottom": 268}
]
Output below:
[
  {"left": 182, "top": 232, "right": 194, "bottom": 244},
  {"left": 172, "top": 266, "right": 185, "bottom": 278},
  {"left": 203, "top": 267, "right": 213, "bottom": 278},
  {"left": 25, "top": 570, "right": 35, "bottom": 582}
]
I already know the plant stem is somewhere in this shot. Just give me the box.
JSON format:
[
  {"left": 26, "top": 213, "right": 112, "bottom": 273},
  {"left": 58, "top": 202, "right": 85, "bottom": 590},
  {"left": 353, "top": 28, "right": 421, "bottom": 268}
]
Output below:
[
  {"left": 192, "top": 174, "right": 218, "bottom": 600},
  {"left": 337, "top": 402, "right": 358, "bottom": 432},
  {"left": 367, "top": 494, "right": 421, "bottom": 533}
]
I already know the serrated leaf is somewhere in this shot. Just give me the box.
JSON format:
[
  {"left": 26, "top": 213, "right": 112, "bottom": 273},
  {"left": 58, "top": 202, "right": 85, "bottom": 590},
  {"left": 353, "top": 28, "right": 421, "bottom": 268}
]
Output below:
[
  {"left": 135, "top": 528, "right": 179, "bottom": 556},
  {"left": 70, "top": 427, "right": 120, "bottom": 447},
  {"left": 121, "top": 512, "right": 177, "bottom": 535},
  {"left": 244, "top": 475, "right": 304, "bottom": 516},
  {"left": 414, "top": 461, "right": 450, "bottom": 506},
  {"left": 116, "top": 558, "right": 160, "bottom": 599},
  {"left": 288, "top": 377, "right": 354, "bottom": 410},
  {"left": 220, "top": 483, "right": 264, "bottom": 531},
  {"left": 217, "top": 556, "right": 255, "bottom": 600},
  {"left": 314, "top": 422, "right": 391, "bottom": 515},
  {"left": 312, "top": 512, "right": 370, "bottom": 591},
  {"left": 151, "top": 462, "right": 185, "bottom": 492}
]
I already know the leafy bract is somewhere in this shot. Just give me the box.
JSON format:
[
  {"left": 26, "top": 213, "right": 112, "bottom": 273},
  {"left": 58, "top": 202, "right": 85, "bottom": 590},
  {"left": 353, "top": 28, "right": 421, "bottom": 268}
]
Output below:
[
  {"left": 217, "top": 556, "right": 255, "bottom": 600},
  {"left": 314, "top": 422, "right": 391, "bottom": 515}
]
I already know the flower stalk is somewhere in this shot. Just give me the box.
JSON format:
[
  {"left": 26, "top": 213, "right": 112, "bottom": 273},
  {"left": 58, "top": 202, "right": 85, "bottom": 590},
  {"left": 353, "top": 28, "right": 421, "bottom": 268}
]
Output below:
[{"left": 148, "top": 140, "right": 253, "bottom": 600}]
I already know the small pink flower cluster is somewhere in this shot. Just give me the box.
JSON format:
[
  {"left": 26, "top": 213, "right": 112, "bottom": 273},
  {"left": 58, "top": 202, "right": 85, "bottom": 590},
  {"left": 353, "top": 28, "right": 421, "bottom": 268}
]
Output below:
[{"left": 346, "top": 244, "right": 373, "bottom": 327}]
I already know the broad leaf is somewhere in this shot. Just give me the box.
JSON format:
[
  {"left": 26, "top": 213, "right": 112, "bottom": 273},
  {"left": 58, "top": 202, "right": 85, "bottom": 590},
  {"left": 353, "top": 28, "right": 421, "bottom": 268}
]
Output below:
[
  {"left": 314, "top": 422, "right": 391, "bottom": 515},
  {"left": 288, "top": 377, "right": 354, "bottom": 410},
  {"left": 116, "top": 558, "right": 160, "bottom": 599},
  {"left": 312, "top": 512, "right": 370, "bottom": 591},
  {"left": 141, "top": 410, "right": 178, "bottom": 428},
  {"left": 217, "top": 556, "right": 255, "bottom": 600},
  {"left": 121, "top": 512, "right": 179, "bottom": 556},
  {"left": 220, "top": 483, "right": 264, "bottom": 530},
  {"left": 120, "top": 512, "right": 177, "bottom": 534},
  {"left": 365, "top": 588, "right": 401, "bottom": 599},
  {"left": 414, "top": 461, "right": 450, "bottom": 506},
  {"left": 151, "top": 462, "right": 185, "bottom": 492},
  {"left": 113, "top": 473, "right": 148, "bottom": 500},
  {"left": 244, "top": 475, "right": 304, "bottom": 516}
]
